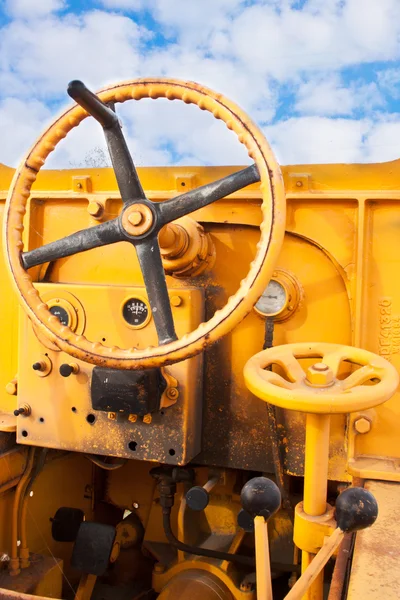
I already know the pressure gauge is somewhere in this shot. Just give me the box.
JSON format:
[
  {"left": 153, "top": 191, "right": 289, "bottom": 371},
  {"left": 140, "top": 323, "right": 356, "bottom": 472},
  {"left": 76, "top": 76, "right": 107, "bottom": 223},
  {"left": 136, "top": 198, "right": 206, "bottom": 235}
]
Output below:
[
  {"left": 255, "top": 280, "right": 287, "bottom": 317},
  {"left": 49, "top": 305, "right": 70, "bottom": 326},
  {"left": 122, "top": 297, "right": 151, "bottom": 329},
  {"left": 254, "top": 269, "right": 302, "bottom": 322}
]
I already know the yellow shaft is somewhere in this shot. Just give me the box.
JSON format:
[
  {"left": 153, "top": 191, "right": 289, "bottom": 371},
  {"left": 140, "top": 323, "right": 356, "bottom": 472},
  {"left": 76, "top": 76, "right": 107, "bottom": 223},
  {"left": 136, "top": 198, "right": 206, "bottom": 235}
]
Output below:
[
  {"left": 301, "top": 413, "right": 331, "bottom": 600},
  {"left": 303, "top": 414, "right": 330, "bottom": 516}
]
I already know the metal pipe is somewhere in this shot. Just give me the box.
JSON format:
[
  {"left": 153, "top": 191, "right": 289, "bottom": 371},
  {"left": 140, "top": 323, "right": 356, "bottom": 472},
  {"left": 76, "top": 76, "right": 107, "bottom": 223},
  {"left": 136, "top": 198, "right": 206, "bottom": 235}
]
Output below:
[{"left": 9, "top": 447, "right": 36, "bottom": 575}]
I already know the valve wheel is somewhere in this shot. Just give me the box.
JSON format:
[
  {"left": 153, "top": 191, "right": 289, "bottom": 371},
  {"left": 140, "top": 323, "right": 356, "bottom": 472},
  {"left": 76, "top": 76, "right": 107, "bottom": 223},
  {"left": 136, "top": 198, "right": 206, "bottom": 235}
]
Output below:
[
  {"left": 4, "top": 78, "right": 286, "bottom": 370},
  {"left": 244, "top": 342, "right": 399, "bottom": 414}
]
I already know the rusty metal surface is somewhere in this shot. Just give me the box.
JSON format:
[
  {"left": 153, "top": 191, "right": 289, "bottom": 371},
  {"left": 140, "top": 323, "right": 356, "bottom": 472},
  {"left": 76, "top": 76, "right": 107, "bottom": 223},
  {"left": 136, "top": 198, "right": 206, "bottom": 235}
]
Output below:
[{"left": 327, "top": 532, "right": 354, "bottom": 600}]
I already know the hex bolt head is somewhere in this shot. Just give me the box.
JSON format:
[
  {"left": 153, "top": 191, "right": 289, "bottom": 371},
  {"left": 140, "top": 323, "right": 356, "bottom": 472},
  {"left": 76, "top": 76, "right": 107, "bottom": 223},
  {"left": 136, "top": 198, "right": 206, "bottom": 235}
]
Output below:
[
  {"left": 127, "top": 211, "right": 143, "bottom": 226},
  {"left": 354, "top": 417, "right": 371, "bottom": 434},
  {"left": 87, "top": 201, "right": 104, "bottom": 218},
  {"left": 306, "top": 362, "right": 335, "bottom": 387}
]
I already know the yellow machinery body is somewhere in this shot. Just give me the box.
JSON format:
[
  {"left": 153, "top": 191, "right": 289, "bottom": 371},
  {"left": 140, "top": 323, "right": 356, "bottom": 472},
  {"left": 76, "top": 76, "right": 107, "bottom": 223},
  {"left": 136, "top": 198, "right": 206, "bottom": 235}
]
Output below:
[{"left": 1, "top": 82, "right": 400, "bottom": 599}]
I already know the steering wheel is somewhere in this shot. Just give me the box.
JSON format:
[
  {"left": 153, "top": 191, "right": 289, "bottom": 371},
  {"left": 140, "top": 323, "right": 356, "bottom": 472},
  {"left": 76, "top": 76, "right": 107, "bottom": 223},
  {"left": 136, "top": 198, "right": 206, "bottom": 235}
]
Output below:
[{"left": 4, "top": 78, "right": 285, "bottom": 370}]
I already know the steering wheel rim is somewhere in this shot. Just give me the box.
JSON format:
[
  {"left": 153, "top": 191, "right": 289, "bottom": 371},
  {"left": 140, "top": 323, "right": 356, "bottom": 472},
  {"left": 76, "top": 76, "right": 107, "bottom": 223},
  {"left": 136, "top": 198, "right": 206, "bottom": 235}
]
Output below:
[
  {"left": 244, "top": 342, "right": 399, "bottom": 414},
  {"left": 4, "top": 78, "right": 286, "bottom": 370}
]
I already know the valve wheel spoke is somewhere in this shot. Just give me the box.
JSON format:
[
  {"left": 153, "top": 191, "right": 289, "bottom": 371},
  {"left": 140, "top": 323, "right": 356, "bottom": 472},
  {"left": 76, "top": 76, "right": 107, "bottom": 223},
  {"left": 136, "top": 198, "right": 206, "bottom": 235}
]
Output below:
[
  {"left": 259, "top": 369, "right": 297, "bottom": 390},
  {"left": 341, "top": 364, "right": 382, "bottom": 391}
]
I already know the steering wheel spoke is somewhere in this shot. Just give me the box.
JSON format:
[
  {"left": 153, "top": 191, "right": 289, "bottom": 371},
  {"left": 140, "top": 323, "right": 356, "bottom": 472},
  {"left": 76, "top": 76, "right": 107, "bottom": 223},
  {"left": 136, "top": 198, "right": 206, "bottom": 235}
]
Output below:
[
  {"left": 158, "top": 164, "right": 260, "bottom": 225},
  {"left": 135, "top": 237, "right": 177, "bottom": 345},
  {"left": 68, "top": 81, "right": 145, "bottom": 204},
  {"left": 21, "top": 218, "right": 122, "bottom": 269}
]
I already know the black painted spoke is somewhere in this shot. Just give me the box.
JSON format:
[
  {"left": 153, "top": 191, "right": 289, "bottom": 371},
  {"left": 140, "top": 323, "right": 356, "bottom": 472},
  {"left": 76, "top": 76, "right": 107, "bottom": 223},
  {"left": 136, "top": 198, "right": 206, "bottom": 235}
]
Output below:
[
  {"left": 158, "top": 164, "right": 260, "bottom": 225},
  {"left": 22, "top": 218, "right": 122, "bottom": 269},
  {"left": 68, "top": 80, "right": 145, "bottom": 204},
  {"left": 135, "top": 237, "right": 177, "bottom": 345}
]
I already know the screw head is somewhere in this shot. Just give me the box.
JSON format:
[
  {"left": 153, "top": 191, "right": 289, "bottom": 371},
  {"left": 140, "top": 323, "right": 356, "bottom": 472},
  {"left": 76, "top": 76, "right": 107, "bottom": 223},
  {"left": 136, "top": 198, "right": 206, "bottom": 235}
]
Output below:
[
  {"left": 108, "top": 412, "right": 117, "bottom": 421},
  {"left": 6, "top": 381, "right": 17, "bottom": 396},
  {"left": 143, "top": 413, "right": 152, "bottom": 424},
  {"left": 128, "top": 414, "right": 138, "bottom": 423},
  {"left": 166, "top": 387, "right": 179, "bottom": 400}
]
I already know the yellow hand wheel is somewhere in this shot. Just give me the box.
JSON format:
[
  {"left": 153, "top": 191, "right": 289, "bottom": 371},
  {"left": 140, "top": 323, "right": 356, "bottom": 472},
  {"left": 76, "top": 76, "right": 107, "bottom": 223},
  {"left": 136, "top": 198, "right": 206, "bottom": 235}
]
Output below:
[
  {"left": 244, "top": 342, "right": 399, "bottom": 414},
  {"left": 244, "top": 342, "right": 399, "bottom": 600}
]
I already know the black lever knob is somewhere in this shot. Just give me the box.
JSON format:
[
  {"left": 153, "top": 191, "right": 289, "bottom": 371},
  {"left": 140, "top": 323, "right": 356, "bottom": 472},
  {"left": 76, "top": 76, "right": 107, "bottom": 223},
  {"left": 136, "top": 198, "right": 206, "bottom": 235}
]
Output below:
[
  {"left": 186, "top": 476, "right": 219, "bottom": 511},
  {"left": 32, "top": 362, "right": 45, "bottom": 371},
  {"left": 59, "top": 363, "right": 79, "bottom": 378},
  {"left": 240, "top": 476, "right": 281, "bottom": 520},
  {"left": 335, "top": 487, "right": 378, "bottom": 532}
]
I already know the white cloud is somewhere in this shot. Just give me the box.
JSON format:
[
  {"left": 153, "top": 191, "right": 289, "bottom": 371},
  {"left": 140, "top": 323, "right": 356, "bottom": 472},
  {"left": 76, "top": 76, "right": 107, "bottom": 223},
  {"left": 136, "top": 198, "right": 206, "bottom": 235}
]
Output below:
[
  {"left": 266, "top": 116, "right": 369, "bottom": 164},
  {"left": 294, "top": 75, "right": 384, "bottom": 116},
  {"left": 0, "top": 97, "right": 51, "bottom": 166},
  {"left": 0, "top": 10, "right": 147, "bottom": 98},
  {"left": 4, "top": 0, "right": 65, "bottom": 18}
]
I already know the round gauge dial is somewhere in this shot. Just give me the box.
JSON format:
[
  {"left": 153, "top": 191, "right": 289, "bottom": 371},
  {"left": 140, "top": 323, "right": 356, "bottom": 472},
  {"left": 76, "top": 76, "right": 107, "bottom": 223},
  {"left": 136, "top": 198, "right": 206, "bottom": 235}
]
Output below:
[
  {"left": 49, "top": 305, "right": 70, "bottom": 326},
  {"left": 255, "top": 279, "right": 287, "bottom": 317},
  {"left": 122, "top": 298, "right": 151, "bottom": 328}
]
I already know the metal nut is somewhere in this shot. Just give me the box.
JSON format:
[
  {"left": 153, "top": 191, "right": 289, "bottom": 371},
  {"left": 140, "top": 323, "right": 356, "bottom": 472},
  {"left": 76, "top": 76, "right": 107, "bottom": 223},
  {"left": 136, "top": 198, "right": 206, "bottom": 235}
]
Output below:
[
  {"left": 108, "top": 412, "right": 117, "bottom": 421},
  {"left": 354, "top": 417, "right": 371, "bottom": 434},
  {"left": 143, "top": 413, "right": 152, "bottom": 424},
  {"left": 128, "top": 414, "right": 137, "bottom": 423},
  {"left": 170, "top": 295, "right": 182, "bottom": 307},
  {"left": 306, "top": 363, "right": 335, "bottom": 387}
]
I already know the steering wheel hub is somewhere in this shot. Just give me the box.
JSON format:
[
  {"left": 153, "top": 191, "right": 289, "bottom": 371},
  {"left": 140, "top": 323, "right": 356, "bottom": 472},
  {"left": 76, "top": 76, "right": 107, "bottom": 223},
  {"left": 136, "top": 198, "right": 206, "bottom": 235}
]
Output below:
[{"left": 121, "top": 202, "right": 154, "bottom": 237}]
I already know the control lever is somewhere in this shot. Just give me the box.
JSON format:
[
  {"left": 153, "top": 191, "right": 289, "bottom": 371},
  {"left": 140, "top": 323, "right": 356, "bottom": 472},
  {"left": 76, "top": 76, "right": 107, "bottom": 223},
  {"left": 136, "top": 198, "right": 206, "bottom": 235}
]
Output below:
[
  {"left": 241, "top": 477, "right": 281, "bottom": 600},
  {"left": 285, "top": 487, "right": 378, "bottom": 600},
  {"left": 186, "top": 476, "right": 219, "bottom": 511}
]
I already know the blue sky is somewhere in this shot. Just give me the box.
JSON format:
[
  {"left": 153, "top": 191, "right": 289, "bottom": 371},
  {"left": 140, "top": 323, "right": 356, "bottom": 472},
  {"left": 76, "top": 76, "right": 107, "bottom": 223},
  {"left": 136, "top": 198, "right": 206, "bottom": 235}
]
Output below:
[{"left": 1, "top": 0, "right": 400, "bottom": 168}]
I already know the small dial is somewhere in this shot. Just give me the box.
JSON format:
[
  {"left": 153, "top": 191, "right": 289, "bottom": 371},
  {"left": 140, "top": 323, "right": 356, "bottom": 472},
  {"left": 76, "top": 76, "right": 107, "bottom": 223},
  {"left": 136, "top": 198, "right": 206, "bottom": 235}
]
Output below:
[
  {"left": 49, "top": 305, "right": 70, "bottom": 326},
  {"left": 255, "top": 280, "right": 287, "bottom": 317},
  {"left": 122, "top": 298, "right": 150, "bottom": 328}
]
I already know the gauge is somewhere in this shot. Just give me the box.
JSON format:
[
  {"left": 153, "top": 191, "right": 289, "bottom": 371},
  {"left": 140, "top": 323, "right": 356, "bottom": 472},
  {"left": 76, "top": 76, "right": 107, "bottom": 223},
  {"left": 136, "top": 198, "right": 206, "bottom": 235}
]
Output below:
[
  {"left": 49, "top": 305, "right": 70, "bottom": 326},
  {"left": 255, "top": 280, "right": 287, "bottom": 317},
  {"left": 122, "top": 298, "right": 151, "bottom": 328}
]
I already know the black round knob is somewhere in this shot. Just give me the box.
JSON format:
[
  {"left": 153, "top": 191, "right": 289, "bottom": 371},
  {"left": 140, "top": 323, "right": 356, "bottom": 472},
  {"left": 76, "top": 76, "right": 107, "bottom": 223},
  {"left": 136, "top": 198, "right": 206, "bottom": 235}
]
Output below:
[
  {"left": 237, "top": 508, "right": 254, "bottom": 532},
  {"left": 60, "top": 364, "right": 74, "bottom": 378},
  {"left": 14, "top": 408, "right": 24, "bottom": 416},
  {"left": 241, "top": 477, "right": 281, "bottom": 520},
  {"left": 186, "top": 486, "right": 210, "bottom": 511},
  {"left": 32, "top": 362, "right": 43, "bottom": 371},
  {"left": 335, "top": 487, "right": 378, "bottom": 532}
]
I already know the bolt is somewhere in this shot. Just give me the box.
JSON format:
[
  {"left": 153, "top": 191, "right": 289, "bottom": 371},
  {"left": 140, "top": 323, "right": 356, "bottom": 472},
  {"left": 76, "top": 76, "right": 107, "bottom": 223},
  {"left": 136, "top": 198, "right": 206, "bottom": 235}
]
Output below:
[
  {"left": 32, "top": 361, "right": 45, "bottom": 372},
  {"left": 128, "top": 211, "right": 143, "bottom": 226},
  {"left": 108, "top": 412, "right": 117, "bottom": 421},
  {"left": 296, "top": 180, "right": 303, "bottom": 188},
  {"left": 354, "top": 417, "right": 371, "bottom": 434},
  {"left": 143, "top": 413, "right": 152, "bottom": 424},
  {"left": 306, "top": 363, "right": 334, "bottom": 387},
  {"left": 132, "top": 502, "right": 139, "bottom": 509},
  {"left": 166, "top": 387, "right": 179, "bottom": 401},
  {"left": 87, "top": 201, "right": 103, "bottom": 218},
  {"left": 240, "top": 580, "right": 254, "bottom": 592},
  {"left": 153, "top": 562, "right": 165, "bottom": 574},
  {"left": 170, "top": 295, "right": 182, "bottom": 307},
  {"left": 5, "top": 381, "right": 17, "bottom": 396},
  {"left": 128, "top": 414, "right": 138, "bottom": 423},
  {"left": 77, "top": 182, "right": 82, "bottom": 189}
]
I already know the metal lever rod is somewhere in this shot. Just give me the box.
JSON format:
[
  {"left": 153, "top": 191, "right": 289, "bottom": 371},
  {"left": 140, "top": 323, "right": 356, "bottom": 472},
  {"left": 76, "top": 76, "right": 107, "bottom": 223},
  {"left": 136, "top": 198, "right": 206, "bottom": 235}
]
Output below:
[{"left": 67, "top": 80, "right": 119, "bottom": 128}]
